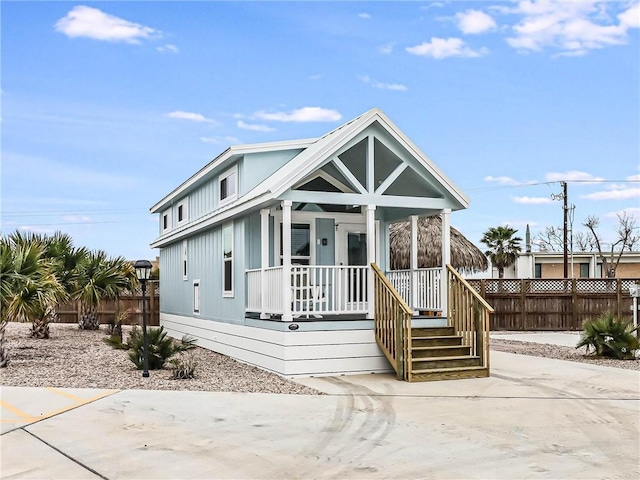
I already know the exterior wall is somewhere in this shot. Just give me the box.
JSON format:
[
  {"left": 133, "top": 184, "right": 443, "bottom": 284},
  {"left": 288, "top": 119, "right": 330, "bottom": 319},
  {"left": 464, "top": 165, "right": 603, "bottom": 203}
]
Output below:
[
  {"left": 241, "top": 150, "right": 302, "bottom": 194},
  {"left": 315, "top": 217, "right": 335, "bottom": 265},
  {"left": 616, "top": 262, "right": 640, "bottom": 278},
  {"left": 513, "top": 252, "right": 640, "bottom": 279},
  {"left": 159, "top": 219, "right": 247, "bottom": 324},
  {"left": 161, "top": 313, "right": 393, "bottom": 377}
]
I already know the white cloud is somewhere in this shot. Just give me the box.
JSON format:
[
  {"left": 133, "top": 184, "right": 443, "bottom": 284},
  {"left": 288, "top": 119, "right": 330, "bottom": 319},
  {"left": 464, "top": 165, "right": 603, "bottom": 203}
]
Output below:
[
  {"left": 484, "top": 175, "right": 520, "bottom": 185},
  {"left": 581, "top": 186, "right": 640, "bottom": 201},
  {"left": 545, "top": 171, "right": 605, "bottom": 182},
  {"left": 513, "top": 196, "right": 553, "bottom": 204},
  {"left": 603, "top": 207, "right": 640, "bottom": 220},
  {"left": 308, "top": 74, "right": 322, "bottom": 80},
  {"left": 358, "top": 13, "right": 371, "bottom": 20},
  {"left": 505, "top": 0, "right": 639, "bottom": 56},
  {"left": 200, "top": 136, "right": 241, "bottom": 145},
  {"left": 456, "top": 10, "right": 498, "bottom": 34},
  {"left": 406, "top": 37, "right": 489, "bottom": 59},
  {"left": 157, "top": 44, "right": 179, "bottom": 54},
  {"left": 61, "top": 215, "right": 92, "bottom": 223},
  {"left": 237, "top": 120, "right": 275, "bottom": 132},
  {"left": 627, "top": 173, "right": 640, "bottom": 182},
  {"left": 55, "top": 6, "right": 159, "bottom": 44},
  {"left": 166, "top": 111, "right": 212, "bottom": 122},
  {"left": 360, "top": 75, "right": 407, "bottom": 91},
  {"left": 253, "top": 107, "right": 342, "bottom": 123}
]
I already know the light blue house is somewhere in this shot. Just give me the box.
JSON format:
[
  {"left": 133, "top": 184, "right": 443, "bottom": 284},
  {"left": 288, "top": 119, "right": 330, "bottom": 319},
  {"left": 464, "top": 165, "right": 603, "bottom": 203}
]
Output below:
[{"left": 150, "top": 108, "right": 492, "bottom": 380}]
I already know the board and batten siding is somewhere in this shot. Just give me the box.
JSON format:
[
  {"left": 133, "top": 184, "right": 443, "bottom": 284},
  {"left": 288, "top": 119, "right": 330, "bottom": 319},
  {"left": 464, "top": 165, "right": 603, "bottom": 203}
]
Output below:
[
  {"left": 159, "top": 220, "right": 247, "bottom": 323},
  {"left": 161, "top": 313, "right": 392, "bottom": 377}
]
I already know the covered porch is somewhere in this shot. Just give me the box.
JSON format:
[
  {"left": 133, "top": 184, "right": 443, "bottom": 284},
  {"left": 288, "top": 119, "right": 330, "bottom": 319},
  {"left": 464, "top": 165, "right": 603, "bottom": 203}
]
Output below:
[{"left": 245, "top": 204, "right": 452, "bottom": 320}]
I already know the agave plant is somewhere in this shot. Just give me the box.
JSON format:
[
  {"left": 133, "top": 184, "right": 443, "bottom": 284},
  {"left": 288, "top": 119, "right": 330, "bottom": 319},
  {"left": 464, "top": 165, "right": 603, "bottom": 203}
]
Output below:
[
  {"left": 576, "top": 313, "right": 639, "bottom": 360},
  {"left": 127, "top": 326, "right": 196, "bottom": 370}
]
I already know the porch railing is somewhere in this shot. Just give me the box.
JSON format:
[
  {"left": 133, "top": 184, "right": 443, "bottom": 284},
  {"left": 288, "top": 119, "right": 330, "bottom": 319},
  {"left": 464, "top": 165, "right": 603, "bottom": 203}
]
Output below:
[
  {"left": 246, "top": 265, "right": 369, "bottom": 318},
  {"left": 386, "top": 268, "right": 441, "bottom": 312},
  {"left": 447, "top": 265, "right": 494, "bottom": 369},
  {"left": 371, "top": 263, "right": 413, "bottom": 380}
]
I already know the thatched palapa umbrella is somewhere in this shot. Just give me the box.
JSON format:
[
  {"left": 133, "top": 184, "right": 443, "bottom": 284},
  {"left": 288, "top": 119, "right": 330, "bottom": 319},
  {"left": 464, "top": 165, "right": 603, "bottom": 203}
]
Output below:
[{"left": 389, "top": 216, "right": 488, "bottom": 273}]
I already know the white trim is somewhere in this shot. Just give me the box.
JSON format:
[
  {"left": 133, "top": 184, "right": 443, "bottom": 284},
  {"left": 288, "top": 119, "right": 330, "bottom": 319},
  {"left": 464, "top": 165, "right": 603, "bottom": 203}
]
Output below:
[
  {"left": 182, "top": 240, "right": 188, "bottom": 281},
  {"left": 176, "top": 198, "right": 189, "bottom": 225},
  {"left": 161, "top": 209, "right": 171, "bottom": 233},
  {"left": 375, "top": 163, "right": 407, "bottom": 195},
  {"left": 222, "top": 222, "right": 234, "bottom": 297},
  {"left": 193, "top": 280, "right": 200, "bottom": 314},
  {"left": 219, "top": 165, "right": 238, "bottom": 206},
  {"left": 282, "top": 200, "right": 293, "bottom": 322},
  {"left": 292, "top": 170, "right": 355, "bottom": 194},
  {"left": 331, "top": 156, "right": 368, "bottom": 194},
  {"left": 441, "top": 209, "right": 451, "bottom": 315}
]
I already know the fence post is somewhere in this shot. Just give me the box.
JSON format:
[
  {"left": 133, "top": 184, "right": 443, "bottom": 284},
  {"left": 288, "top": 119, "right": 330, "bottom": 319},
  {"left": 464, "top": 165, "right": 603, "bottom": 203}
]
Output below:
[
  {"left": 571, "top": 279, "right": 577, "bottom": 329},
  {"left": 521, "top": 280, "right": 527, "bottom": 331},
  {"left": 149, "top": 284, "right": 157, "bottom": 326},
  {"left": 617, "top": 279, "right": 622, "bottom": 318}
]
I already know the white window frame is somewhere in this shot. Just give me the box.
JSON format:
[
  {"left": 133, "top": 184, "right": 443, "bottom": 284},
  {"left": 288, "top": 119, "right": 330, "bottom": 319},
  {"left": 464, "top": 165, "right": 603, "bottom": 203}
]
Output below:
[
  {"left": 162, "top": 210, "right": 171, "bottom": 233},
  {"left": 219, "top": 166, "right": 238, "bottom": 206},
  {"left": 222, "top": 222, "right": 234, "bottom": 297},
  {"left": 182, "top": 240, "right": 188, "bottom": 281},
  {"left": 177, "top": 198, "right": 189, "bottom": 225},
  {"left": 193, "top": 280, "right": 200, "bottom": 314}
]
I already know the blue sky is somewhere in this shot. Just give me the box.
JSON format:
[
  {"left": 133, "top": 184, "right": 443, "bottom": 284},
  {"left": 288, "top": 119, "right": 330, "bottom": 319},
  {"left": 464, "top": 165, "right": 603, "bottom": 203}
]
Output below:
[{"left": 2, "top": 1, "right": 639, "bottom": 262}]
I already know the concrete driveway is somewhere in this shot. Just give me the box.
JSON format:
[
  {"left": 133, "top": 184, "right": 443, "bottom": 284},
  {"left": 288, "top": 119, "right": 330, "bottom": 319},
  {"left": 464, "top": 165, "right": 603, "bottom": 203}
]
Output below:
[{"left": 2, "top": 350, "right": 639, "bottom": 479}]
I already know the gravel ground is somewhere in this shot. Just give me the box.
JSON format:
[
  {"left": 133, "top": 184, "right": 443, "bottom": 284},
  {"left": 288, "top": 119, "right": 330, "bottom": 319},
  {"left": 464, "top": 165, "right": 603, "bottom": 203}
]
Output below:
[
  {"left": 0, "top": 322, "right": 321, "bottom": 394},
  {"left": 1, "top": 323, "right": 638, "bottom": 393}
]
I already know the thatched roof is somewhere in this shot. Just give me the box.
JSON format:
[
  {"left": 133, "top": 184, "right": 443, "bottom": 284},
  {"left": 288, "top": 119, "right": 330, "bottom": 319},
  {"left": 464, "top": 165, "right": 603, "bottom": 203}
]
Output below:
[{"left": 389, "top": 216, "right": 488, "bottom": 273}]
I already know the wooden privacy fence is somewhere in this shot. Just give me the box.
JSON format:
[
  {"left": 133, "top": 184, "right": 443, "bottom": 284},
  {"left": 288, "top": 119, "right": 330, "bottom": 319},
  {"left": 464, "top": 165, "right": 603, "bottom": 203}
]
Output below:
[
  {"left": 466, "top": 278, "right": 640, "bottom": 331},
  {"left": 56, "top": 281, "right": 160, "bottom": 327}
]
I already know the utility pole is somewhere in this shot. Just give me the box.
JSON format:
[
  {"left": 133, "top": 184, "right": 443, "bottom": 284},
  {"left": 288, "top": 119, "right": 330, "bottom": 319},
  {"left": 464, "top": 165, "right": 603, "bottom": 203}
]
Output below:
[{"left": 562, "top": 181, "right": 568, "bottom": 278}]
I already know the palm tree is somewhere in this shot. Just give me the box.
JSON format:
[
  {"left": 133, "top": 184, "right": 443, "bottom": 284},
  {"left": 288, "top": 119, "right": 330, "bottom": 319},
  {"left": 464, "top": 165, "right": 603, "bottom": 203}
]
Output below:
[
  {"left": 0, "top": 235, "right": 66, "bottom": 346},
  {"left": 480, "top": 226, "right": 523, "bottom": 279},
  {"left": 74, "top": 251, "right": 136, "bottom": 330}
]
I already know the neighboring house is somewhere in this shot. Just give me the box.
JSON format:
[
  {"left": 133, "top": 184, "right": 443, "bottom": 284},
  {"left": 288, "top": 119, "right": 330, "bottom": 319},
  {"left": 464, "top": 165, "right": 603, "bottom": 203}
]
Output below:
[
  {"left": 501, "top": 251, "right": 640, "bottom": 279},
  {"left": 150, "top": 108, "right": 482, "bottom": 378}
]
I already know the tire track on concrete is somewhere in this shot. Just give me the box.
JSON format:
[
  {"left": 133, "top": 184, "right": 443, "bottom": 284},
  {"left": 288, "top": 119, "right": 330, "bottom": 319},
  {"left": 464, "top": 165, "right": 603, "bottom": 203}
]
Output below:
[{"left": 296, "top": 377, "right": 396, "bottom": 478}]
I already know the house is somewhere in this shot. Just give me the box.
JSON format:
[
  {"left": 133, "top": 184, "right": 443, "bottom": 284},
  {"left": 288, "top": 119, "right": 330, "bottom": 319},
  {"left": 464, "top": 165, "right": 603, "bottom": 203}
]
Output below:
[
  {"left": 150, "top": 108, "right": 491, "bottom": 380},
  {"left": 502, "top": 251, "right": 640, "bottom": 279}
]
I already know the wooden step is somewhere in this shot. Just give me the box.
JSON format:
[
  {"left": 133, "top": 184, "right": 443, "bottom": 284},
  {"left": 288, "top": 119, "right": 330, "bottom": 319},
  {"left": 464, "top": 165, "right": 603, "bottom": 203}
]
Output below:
[
  {"left": 410, "top": 366, "right": 489, "bottom": 382},
  {"left": 411, "top": 335, "right": 463, "bottom": 347},
  {"left": 411, "top": 355, "right": 482, "bottom": 370},
  {"left": 411, "top": 345, "right": 472, "bottom": 358},
  {"left": 411, "top": 326, "right": 455, "bottom": 337}
]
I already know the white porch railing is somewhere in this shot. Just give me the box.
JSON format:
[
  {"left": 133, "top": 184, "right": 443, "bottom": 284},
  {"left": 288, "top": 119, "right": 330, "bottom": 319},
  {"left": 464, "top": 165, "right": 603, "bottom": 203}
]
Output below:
[
  {"left": 246, "top": 265, "right": 369, "bottom": 318},
  {"left": 386, "top": 268, "right": 441, "bottom": 311}
]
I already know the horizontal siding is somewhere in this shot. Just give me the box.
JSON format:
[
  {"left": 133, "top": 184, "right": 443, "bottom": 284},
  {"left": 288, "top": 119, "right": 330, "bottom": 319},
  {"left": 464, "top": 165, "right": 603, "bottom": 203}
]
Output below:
[{"left": 161, "top": 313, "right": 392, "bottom": 377}]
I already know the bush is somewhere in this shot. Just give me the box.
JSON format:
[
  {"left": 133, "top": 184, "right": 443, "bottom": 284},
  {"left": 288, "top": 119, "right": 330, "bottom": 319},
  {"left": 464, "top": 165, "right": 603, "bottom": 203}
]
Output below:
[
  {"left": 170, "top": 352, "right": 198, "bottom": 379},
  {"left": 127, "top": 325, "right": 197, "bottom": 370},
  {"left": 576, "top": 313, "right": 639, "bottom": 360}
]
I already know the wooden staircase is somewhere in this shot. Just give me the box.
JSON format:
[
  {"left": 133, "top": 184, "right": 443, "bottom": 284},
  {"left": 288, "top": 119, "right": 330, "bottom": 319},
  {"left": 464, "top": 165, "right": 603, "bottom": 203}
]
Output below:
[
  {"left": 371, "top": 263, "right": 493, "bottom": 382},
  {"left": 410, "top": 326, "right": 488, "bottom": 381}
]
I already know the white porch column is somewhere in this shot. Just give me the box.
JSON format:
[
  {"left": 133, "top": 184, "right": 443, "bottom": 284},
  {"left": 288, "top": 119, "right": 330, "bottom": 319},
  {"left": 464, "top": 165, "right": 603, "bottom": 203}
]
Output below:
[
  {"left": 366, "top": 205, "right": 376, "bottom": 319},
  {"left": 282, "top": 200, "right": 293, "bottom": 322},
  {"left": 441, "top": 209, "right": 451, "bottom": 316},
  {"left": 260, "top": 208, "right": 270, "bottom": 319},
  {"left": 410, "top": 215, "right": 419, "bottom": 314}
]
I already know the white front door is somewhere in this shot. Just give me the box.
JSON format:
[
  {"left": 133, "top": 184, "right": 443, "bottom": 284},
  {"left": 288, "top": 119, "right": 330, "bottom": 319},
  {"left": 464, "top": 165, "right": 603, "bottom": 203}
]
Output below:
[{"left": 336, "top": 223, "right": 367, "bottom": 267}]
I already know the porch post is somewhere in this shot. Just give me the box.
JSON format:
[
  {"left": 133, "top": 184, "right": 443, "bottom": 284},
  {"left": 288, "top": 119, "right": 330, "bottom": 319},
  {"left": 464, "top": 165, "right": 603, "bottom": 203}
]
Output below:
[
  {"left": 366, "top": 205, "right": 376, "bottom": 319},
  {"left": 260, "top": 208, "right": 270, "bottom": 319},
  {"left": 282, "top": 200, "right": 293, "bottom": 322},
  {"left": 441, "top": 209, "right": 451, "bottom": 316},
  {"left": 410, "top": 215, "right": 419, "bottom": 315}
]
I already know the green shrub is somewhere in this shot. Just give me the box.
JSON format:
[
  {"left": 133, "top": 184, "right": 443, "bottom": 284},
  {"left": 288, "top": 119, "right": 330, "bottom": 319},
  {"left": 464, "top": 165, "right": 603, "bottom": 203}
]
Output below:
[
  {"left": 104, "top": 334, "right": 128, "bottom": 349},
  {"left": 170, "top": 352, "right": 198, "bottom": 379},
  {"left": 127, "top": 325, "right": 196, "bottom": 370},
  {"left": 576, "top": 313, "right": 639, "bottom": 360}
]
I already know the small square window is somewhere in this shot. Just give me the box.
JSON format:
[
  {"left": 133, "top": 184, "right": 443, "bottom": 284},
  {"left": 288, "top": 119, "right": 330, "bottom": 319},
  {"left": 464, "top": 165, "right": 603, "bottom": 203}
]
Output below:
[{"left": 219, "top": 167, "right": 237, "bottom": 204}]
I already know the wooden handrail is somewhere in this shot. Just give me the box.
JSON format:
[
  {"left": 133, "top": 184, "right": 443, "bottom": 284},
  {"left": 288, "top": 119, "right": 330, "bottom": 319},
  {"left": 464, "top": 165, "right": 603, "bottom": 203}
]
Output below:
[
  {"left": 446, "top": 265, "right": 495, "bottom": 313},
  {"left": 371, "top": 262, "right": 412, "bottom": 381}
]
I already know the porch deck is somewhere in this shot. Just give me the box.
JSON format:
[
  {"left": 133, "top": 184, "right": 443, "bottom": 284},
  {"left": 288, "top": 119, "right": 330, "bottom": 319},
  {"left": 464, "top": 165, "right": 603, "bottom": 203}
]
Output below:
[{"left": 246, "top": 265, "right": 442, "bottom": 319}]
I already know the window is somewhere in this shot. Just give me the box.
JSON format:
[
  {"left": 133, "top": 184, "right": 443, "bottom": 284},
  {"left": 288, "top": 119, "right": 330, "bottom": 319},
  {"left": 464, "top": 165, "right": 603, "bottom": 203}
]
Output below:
[
  {"left": 219, "top": 166, "right": 238, "bottom": 204},
  {"left": 162, "top": 211, "right": 171, "bottom": 232},
  {"left": 534, "top": 263, "right": 542, "bottom": 279},
  {"left": 280, "top": 223, "right": 311, "bottom": 265},
  {"left": 177, "top": 199, "right": 188, "bottom": 224},
  {"left": 579, "top": 263, "right": 589, "bottom": 278},
  {"left": 182, "top": 240, "right": 188, "bottom": 280},
  {"left": 193, "top": 281, "right": 200, "bottom": 314},
  {"left": 223, "top": 223, "right": 233, "bottom": 296}
]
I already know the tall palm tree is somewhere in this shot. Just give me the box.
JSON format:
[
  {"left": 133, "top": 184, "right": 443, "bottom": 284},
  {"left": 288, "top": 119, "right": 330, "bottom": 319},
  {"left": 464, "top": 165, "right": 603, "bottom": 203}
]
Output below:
[
  {"left": 480, "top": 226, "right": 523, "bottom": 279},
  {"left": 74, "top": 251, "right": 136, "bottom": 330}
]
